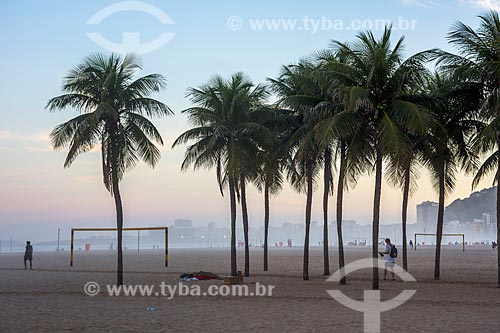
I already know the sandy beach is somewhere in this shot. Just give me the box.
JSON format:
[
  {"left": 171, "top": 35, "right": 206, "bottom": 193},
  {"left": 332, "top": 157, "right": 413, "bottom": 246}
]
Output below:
[{"left": 1, "top": 246, "right": 499, "bottom": 332}]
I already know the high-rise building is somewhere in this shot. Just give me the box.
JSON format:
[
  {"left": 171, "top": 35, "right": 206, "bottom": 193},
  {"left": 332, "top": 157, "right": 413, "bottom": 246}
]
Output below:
[{"left": 416, "top": 201, "right": 438, "bottom": 234}]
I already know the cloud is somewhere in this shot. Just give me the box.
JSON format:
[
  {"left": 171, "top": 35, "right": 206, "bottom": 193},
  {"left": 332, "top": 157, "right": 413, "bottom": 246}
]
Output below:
[
  {"left": 0, "top": 130, "right": 50, "bottom": 142},
  {"left": 461, "top": 0, "right": 500, "bottom": 10},
  {"left": 0, "top": 130, "right": 52, "bottom": 151},
  {"left": 401, "top": 0, "right": 438, "bottom": 8}
]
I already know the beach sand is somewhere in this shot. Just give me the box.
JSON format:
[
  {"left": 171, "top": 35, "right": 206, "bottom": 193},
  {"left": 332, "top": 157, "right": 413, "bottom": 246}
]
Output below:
[{"left": 1, "top": 246, "right": 499, "bottom": 332}]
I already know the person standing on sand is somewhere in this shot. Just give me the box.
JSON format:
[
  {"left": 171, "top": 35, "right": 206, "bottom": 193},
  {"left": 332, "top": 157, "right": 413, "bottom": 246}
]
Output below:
[
  {"left": 24, "top": 241, "right": 33, "bottom": 270},
  {"left": 379, "top": 238, "right": 396, "bottom": 280}
]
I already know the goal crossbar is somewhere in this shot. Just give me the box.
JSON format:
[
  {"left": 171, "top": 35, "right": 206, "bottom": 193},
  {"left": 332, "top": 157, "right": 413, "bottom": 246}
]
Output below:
[
  {"left": 414, "top": 233, "right": 465, "bottom": 252},
  {"left": 70, "top": 227, "right": 168, "bottom": 267}
]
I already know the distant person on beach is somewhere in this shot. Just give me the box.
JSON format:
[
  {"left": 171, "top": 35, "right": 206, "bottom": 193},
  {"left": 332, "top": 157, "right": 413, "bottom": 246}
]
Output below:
[
  {"left": 493, "top": 241, "right": 497, "bottom": 250},
  {"left": 379, "top": 238, "right": 397, "bottom": 280},
  {"left": 409, "top": 240, "right": 413, "bottom": 249},
  {"left": 24, "top": 241, "right": 33, "bottom": 269}
]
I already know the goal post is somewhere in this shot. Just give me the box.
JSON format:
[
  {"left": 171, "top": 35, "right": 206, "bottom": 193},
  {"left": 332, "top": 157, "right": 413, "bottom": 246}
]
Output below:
[
  {"left": 414, "top": 233, "right": 465, "bottom": 252},
  {"left": 70, "top": 227, "right": 168, "bottom": 267}
]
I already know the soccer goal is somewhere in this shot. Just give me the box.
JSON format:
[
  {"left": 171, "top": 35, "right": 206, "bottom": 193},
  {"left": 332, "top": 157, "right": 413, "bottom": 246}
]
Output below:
[
  {"left": 414, "top": 233, "right": 465, "bottom": 252},
  {"left": 70, "top": 227, "right": 168, "bottom": 267}
]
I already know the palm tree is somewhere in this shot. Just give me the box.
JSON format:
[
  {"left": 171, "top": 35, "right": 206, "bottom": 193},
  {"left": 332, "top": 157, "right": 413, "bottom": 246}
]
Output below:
[
  {"left": 172, "top": 73, "right": 268, "bottom": 276},
  {"left": 436, "top": 11, "right": 500, "bottom": 286},
  {"left": 269, "top": 63, "right": 324, "bottom": 280},
  {"left": 236, "top": 90, "right": 270, "bottom": 278},
  {"left": 421, "top": 73, "right": 482, "bottom": 280},
  {"left": 314, "top": 51, "right": 374, "bottom": 282},
  {"left": 254, "top": 108, "right": 290, "bottom": 271},
  {"left": 302, "top": 63, "right": 337, "bottom": 277},
  {"left": 316, "top": 113, "right": 372, "bottom": 283},
  {"left": 324, "top": 27, "right": 432, "bottom": 289},
  {"left": 46, "top": 53, "right": 171, "bottom": 285},
  {"left": 386, "top": 141, "right": 422, "bottom": 271}
]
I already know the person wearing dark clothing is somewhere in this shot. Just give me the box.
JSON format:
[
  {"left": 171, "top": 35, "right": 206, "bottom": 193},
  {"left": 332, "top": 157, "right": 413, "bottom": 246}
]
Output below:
[{"left": 24, "top": 241, "right": 33, "bottom": 269}]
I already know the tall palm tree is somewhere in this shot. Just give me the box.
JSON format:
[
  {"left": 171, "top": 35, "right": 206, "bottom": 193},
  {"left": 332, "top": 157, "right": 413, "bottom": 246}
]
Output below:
[
  {"left": 437, "top": 11, "right": 500, "bottom": 286},
  {"left": 316, "top": 111, "right": 372, "bottom": 283},
  {"left": 383, "top": 84, "right": 430, "bottom": 272},
  {"left": 314, "top": 51, "right": 374, "bottom": 282},
  {"left": 324, "top": 27, "right": 432, "bottom": 289},
  {"left": 304, "top": 62, "right": 337, "bottom": 277},
  {"left": 421, "top": 73, "right": 482, "bottom": 280},
  {"left": 46, "top": 53, "right": 171, "bottom": 285},
  {"left": 236, "top": 91, "right": 270, "bottom": 278},
  {"left": 238, "top": 137, "right": 266, "bottom": 277},
  {"left": 254, "top": 146, "right": 283, "bottom": 272},
  {"left": 172, "top": 73, "right": 268, "bottom": 276},
  {"left": 386, "top": 142, "right": 422, "bottom": 271},
  {"left": 269, "top": 63, "right": 324, "bottom": 280},
  {"left": 254, "top": 108, "right": 290, "bottom": 271}
]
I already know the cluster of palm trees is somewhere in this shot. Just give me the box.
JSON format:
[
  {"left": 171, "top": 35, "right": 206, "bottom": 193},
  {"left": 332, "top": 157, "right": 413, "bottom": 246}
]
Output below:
[
  {"left": 174, "top": 12, "right": 500, "bottom": 289},
  {"left": 48, "top": 12, "right": 500, "bottom": 289}
]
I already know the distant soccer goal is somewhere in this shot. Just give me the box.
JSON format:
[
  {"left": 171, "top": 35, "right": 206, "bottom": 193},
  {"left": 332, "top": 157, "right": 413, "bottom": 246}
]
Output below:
[
  {"left": 70, "top": 227, "right": 168, "bottom": 267},
  {"left": 414, "top": 233, "right": 465, "bottom": 252}
]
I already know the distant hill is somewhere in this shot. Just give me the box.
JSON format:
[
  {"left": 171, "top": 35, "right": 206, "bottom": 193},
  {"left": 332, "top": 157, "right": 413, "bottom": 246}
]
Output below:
[{"left": 445, "top": 186, "right": 496, "bottom": 222}]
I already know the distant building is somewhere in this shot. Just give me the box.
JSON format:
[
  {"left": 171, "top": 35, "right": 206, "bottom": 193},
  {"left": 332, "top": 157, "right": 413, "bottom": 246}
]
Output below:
[
  {"left": 147, "top": 219, "right": 195, "bottom": 245},
  {"left": 174, "top": 219, "right": 192, "bottom": 228},
  {"left": 171, "top": 219, "right": 195, "bottom": 242},
  {"left": 416, "top": 201, "right": 438, "bottom": 234}
]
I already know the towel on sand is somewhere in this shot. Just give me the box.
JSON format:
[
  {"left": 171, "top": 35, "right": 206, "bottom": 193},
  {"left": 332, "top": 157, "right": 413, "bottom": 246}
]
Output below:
[{"left": 180, "top": 271, "right": 222, "bottom": 281}]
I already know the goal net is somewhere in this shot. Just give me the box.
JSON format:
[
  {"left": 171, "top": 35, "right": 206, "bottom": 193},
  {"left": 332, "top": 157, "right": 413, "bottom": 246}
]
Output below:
[{"left": 70, "top": 227, "right": 168, "bottom": 267}]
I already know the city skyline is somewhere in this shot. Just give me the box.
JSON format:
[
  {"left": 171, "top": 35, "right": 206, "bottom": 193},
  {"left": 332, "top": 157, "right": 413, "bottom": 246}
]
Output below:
[{"left": 3, "top": 183, "right": 496, "bottom": 243}]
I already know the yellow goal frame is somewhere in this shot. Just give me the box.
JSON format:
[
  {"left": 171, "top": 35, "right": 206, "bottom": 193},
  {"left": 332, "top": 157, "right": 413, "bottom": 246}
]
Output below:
[
  {"left": 414, "top": 233, "right": 465, "bottom": 252},
  {"left": 70, "top": 227, "right": 168, "bottom": 267}
]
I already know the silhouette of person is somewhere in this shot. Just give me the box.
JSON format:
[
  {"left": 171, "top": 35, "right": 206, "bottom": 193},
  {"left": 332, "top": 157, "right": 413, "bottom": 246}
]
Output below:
[{"left": 24, "top": 241, "right": 33, "bottom": 269}]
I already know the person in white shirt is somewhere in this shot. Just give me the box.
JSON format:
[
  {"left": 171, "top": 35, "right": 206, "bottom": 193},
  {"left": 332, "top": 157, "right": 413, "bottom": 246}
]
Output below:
[{"left": 379, "top": 238, "right": 396, "bottom": 281}]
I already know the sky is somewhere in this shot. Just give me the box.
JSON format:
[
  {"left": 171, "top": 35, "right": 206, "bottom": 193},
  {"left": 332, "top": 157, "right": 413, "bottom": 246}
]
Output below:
[{"left": 0, "top": 0, "right": 499, "bottom": 241}]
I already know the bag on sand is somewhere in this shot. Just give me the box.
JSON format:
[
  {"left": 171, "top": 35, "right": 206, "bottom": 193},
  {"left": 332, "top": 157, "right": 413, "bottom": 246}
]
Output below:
[{"left": 390, "top": 244, "right": 398, "bottom": 258}]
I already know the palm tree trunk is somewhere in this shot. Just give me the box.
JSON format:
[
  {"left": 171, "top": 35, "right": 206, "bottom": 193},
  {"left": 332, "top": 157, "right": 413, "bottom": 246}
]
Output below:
[
  {"left": 372, "top": 146, "right": 383, "bottom": 290},
  {"left": 323, "top": 148, "right": 332, "bottom": 276},
  {"left": 240, "top": 174, "right": 250, "bottom": 277},
  {"left": 434, "top": 162, "right": 445, "bottom": 280},
  {"left": 336, "top": 141, "right": 347, "bottom": 285},
  {"left": 110, "top": 132, "right": 124, "bottom": 286},
  {"left": 303, "top": 161, "right": 314, "bottom": 281},
  {"left": 401, "top": 164, "right": 410, "bottom": 271},
  {"left": 228, "top": 175, "right": 238, "bottom": 276},
  {"left": 112, "top": 172, "right": 124, "bottom": 286},
  {"left": 263, "top": 182, "right": 270, "bottom": 271}
]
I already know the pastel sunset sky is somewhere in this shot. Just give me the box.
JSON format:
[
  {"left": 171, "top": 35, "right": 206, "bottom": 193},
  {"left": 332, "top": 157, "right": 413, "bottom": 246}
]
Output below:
[{"left": 1, "top": 0, "right": 498, "bottom": 240}]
